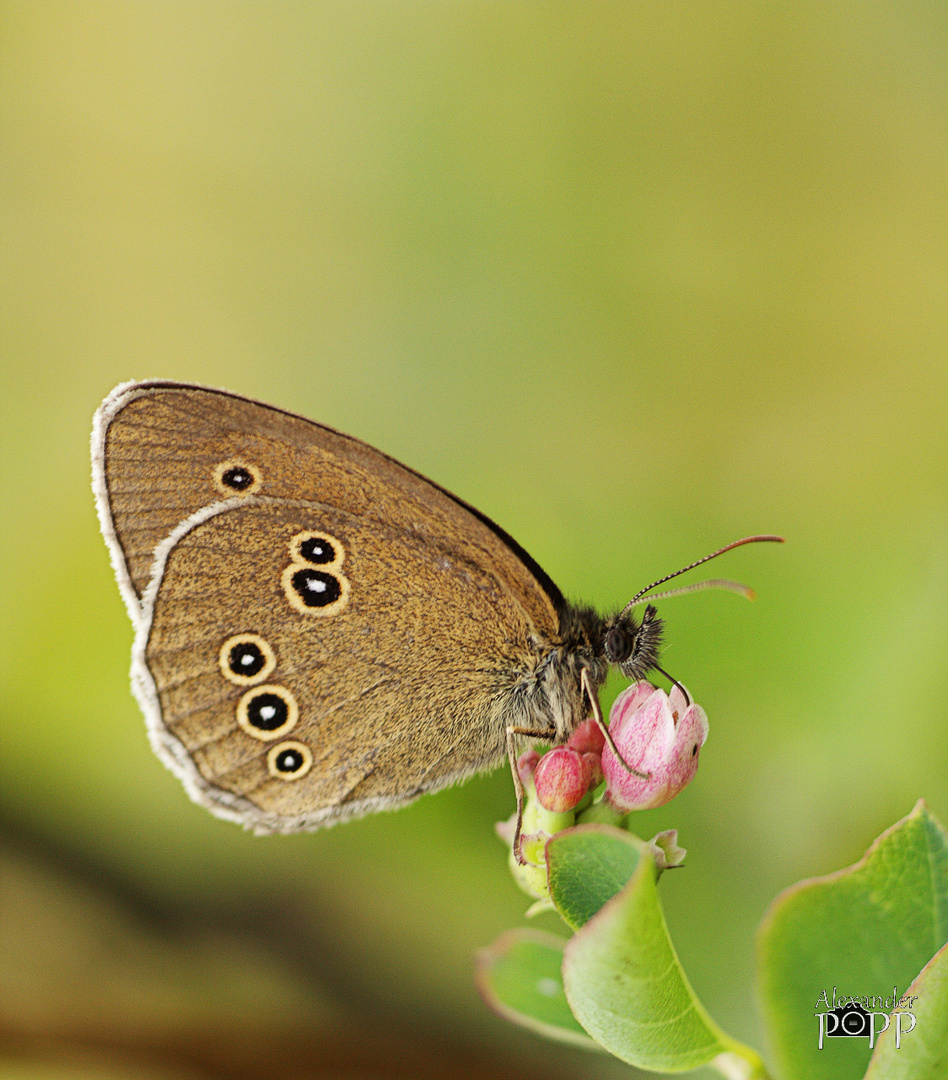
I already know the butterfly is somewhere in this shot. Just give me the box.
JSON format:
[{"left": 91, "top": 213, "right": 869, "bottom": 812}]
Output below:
[{"left": 92, "top": 379, "right": 780, "bottom": 848}]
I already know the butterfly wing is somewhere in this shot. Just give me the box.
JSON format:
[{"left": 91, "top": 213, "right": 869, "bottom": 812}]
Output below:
[
  {"left": 92, "top": 380, "right": 563, "bottom": 627},
  {"left": 94, "top": 381, "right": 566, "bottom": 831},
  {"left": 136, "top": 496, "right": 546, "bottom": 831}
]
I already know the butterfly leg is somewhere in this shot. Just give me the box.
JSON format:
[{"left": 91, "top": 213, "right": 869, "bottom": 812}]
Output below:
[
  {"left": 580, "top": 668, "right": 649, "bottom": 780},
  {"left": 505, "top": 723, "right": 556, "bottom": 865}
]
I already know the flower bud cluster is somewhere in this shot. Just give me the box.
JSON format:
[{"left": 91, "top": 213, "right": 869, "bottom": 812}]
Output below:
[{"left": 498, "top": 681, "right": 708, "bottom": 906}]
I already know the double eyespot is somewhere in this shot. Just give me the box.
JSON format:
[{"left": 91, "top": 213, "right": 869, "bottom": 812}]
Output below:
[
  {"left": 218, "top": 632, "right": 313, "bottom": 782},
  {"left": 281, "top": 530, "right": 350, "bottom": 616}
]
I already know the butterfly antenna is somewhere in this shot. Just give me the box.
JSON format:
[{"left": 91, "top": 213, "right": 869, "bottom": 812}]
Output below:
[
  {"left": 620, "top": 535, "right": 784, "bottom": 617},
  {"left": 628, "top": 578, "right": 755, "bottom": 606}
]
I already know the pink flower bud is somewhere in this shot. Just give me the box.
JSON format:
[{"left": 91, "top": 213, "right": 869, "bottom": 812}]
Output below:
[
  {"left": 602, "top": 681, "right": 709, "bottom": 811},
  {"left": 534, "top": 747, "right": 592, "bottom": 813},
  {"left": 581, "top": 751, "right": 604, "bottom": 787},
  {"left": 566, "top": 717, "right": 606, "bottom": 755}
]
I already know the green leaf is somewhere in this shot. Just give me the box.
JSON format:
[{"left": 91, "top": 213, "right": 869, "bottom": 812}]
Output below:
[
  {"left": 863, "top": 941, "right": 948, "bottom": 1079},
  {"left": 474, "top": 929, "right": 601, "bottom": 1050},
  {"left": 546, "top": 823, "right": 646, "bottom": 930},
  {"left": 557, "top": 827, "right": 761, "bottom": 1073},
  {"left": 757, "top": 801, "right": 948, "bottom": 1080}
]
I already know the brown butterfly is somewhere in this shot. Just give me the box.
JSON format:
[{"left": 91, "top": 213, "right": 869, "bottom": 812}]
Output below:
[{"left": 92, "top": 380, "right": 780, "bottom": 844}]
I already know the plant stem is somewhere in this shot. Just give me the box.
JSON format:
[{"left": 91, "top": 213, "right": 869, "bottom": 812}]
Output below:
[{"left": 711, "top": 1048, "right": 773, "bottom": 1080}]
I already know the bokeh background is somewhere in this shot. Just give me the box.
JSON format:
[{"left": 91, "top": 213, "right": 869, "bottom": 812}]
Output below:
[{"left": 1, "top": 4, "right": 946, "bottom": 1078}]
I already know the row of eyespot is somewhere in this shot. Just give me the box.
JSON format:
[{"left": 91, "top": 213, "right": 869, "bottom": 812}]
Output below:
[
  {"left": 218, "top": 632, "right": 311, "bottom": 781},
  {"left": 208, "top": 515, "right": 351, "bottom": 780}
]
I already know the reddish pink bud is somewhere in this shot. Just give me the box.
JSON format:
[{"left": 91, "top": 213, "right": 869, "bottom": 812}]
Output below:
[
  {"left": 534, "top": 747, "right": 592, "bottom": 813},
  {"left": 517, "top": 749, "right": 541, "bottom": 785},
  {"left": 581, "top": 751, "right": 604, "bottom": 787},
  {"left": 567, "top": 717, "right": 606, "bottom": 755},
  {"left": 602, "top": 681, "right": 709, "bottom": 812}
]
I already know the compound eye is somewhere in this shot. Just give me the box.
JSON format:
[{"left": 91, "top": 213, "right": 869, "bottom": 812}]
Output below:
[{"left": 605, "top": 627, "right": 632, "bottom": 664}]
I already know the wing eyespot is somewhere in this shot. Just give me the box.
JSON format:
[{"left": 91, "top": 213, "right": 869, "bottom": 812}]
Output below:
[
  {"left": 236, "top": 684, "right": 298, "bottom": 740},
  {"left": 289, "top": 530, "right": 344, "bottom": 569},
  {"left": 267, "top": 740, "right": 313, "bottom": 780},
  {"left": 214, "top": 460, "right": 262, "bottom": 496},
  {"left": 286, "top": 566, "right": 344, "bottom": 609},
  {"left": 219, "top": 633, "right": 277, "bottom": 686}
]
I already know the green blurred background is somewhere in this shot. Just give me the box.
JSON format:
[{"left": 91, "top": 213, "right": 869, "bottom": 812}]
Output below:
[{"left": 1, "top": 3, "right": 946, "bottom": 1078}]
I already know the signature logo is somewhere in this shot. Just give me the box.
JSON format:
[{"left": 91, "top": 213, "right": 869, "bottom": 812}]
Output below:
[{"left": 815, "top": 987, "right": 917, "bottom": 1049}]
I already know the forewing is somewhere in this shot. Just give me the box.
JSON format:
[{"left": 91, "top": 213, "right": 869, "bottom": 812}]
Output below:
[{"left": 92, "top": 380, "right": 562, "bottom": 631}]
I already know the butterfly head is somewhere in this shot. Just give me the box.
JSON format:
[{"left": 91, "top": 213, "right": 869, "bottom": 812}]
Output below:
[{"left": 603, "top": 604, "right": 663, "bottom": 681}]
